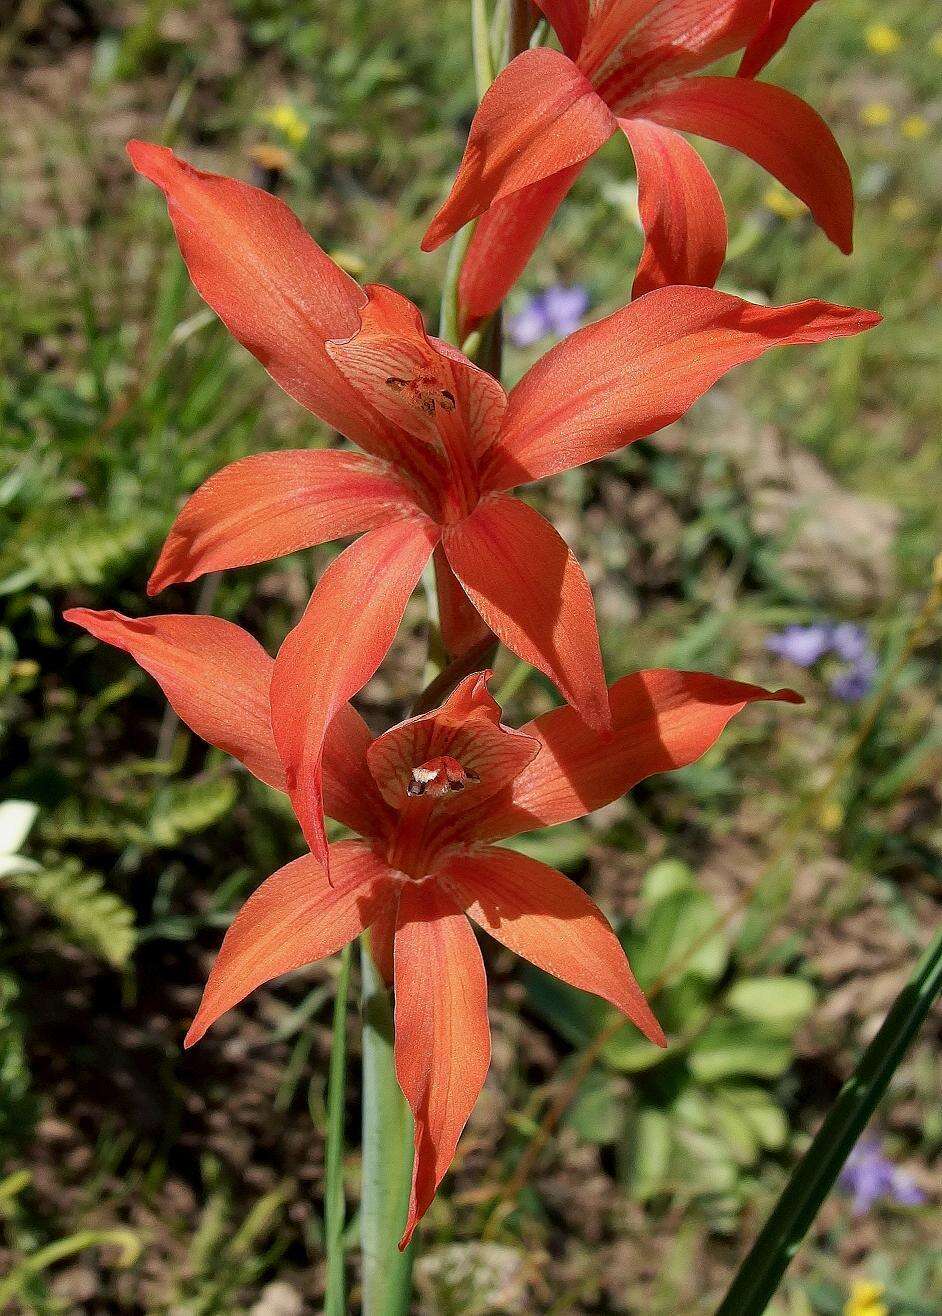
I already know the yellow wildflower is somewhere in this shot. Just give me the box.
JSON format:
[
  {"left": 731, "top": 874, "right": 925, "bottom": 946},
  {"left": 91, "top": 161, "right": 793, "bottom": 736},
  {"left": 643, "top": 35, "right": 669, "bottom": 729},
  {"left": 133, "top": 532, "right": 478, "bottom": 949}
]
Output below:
[
  {"left": 329, "top": 249, "right": 367, "bottom": 278},
  {"left": 865, "top": 24, "right": 901, "bottom": 55},
  {"left": 900, "top": 115, "right": 929, "bottom": 140},
  {"left": 261, "top": 104, "right": 309, "bottom": 147},
  {"left": 890, "top": 195, "right": 919, "bottom": 222},
  {"left": 931, "top": 30, "right": 942, "bottom": 57},
  {"left": 763, "top": 186, "right": 807, "bottom": 220},
  {"left": 844, "top": 1279, "right": 889, "bottom": 1316},
  {"left": 859, "top": 101, "right": 894, "bottom": 127}
]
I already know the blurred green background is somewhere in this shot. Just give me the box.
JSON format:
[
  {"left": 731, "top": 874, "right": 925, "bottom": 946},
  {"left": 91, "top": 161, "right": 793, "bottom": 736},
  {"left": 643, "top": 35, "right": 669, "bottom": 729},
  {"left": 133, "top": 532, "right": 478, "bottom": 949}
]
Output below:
[{"left": 1, "top": 1, "right": 940, "bottom": 1311}]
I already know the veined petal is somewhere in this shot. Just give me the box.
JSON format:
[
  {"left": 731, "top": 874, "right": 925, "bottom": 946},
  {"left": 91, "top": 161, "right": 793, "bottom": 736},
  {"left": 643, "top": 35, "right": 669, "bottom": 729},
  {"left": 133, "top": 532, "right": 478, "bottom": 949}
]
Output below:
[
  {"left": 584, "top": 0, "right": 768, "bottom": 90},
  {"left": 127, "top": 141, "right": 390, "bottom": 456},
  {"left": 443, "top": 846, "right": 664, "bottom": 1045},
  {"left": 457, "top": 164, "right": 585, "bottom": 337},
  {"left": 534, "top": 0, "right": 590, "bottom": 59},
  {"left": 394, "top": 879, "right": 490, "bottom": 1249},
  {"left": 463, "top": 669, "right": 802, "bottom": 841},
  {"left": 443, "top": 496, "right": 610, "bottom": 732},
  {"left": 738, "top": 0, "right": 819, "bottom": 78},
  {"left": 148, "top": 449, "right": 424, "bottom": 594},
  {"left": 422, "top": 48, "right": 616, "bottom": 251},
  {"left": 433, "top": 547, "right": 493, "bottom": 661},
  {"left": 327, "top": 285, "right": 506, "bottom": 490},
  {"left": 484, "top": 287, "right": 879, "bottom": 489},
  {"left": 185, "top": 840, "right": 398, "bottom": 1046},
  {"left": 63, "top": 609, "right": 286, "bottom": 790},
  {"left": 636, "top": 75, "right": 853, "bottom": 253},
  {"left": 271, "top": 517, "right": 440, "bottom": 868},
  {"left": 620, "top": 118, "right": 727, "bottom": 296},
  {"left": 366, "top": 671, "right": 539, "bottom": 810},
  {"left": 63, "top": 608, "right": 389, "bottom": 836}
]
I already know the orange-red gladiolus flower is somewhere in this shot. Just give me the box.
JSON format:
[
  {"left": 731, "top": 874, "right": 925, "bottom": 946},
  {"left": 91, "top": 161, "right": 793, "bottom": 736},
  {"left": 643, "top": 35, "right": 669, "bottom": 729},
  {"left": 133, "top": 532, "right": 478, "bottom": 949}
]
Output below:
[
  {"left": 63, "top": 604, "right": 801, "bottom": 1246},
  {"left": 423, "top": 0, "right": 848, "bottom": 331},
  {"left": 128, "top": 140, "right": 876, "bottom": 866}
]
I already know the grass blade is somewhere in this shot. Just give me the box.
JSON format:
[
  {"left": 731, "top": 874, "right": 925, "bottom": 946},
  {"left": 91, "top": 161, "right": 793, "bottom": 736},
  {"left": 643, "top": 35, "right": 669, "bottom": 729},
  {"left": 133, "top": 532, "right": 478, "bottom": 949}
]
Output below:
[
  {"left": 324, "top": 943, "right": 352, "bottom": 1316},
  {"left": 717, "top": 928, "right": 942, "bottom": 1315}
]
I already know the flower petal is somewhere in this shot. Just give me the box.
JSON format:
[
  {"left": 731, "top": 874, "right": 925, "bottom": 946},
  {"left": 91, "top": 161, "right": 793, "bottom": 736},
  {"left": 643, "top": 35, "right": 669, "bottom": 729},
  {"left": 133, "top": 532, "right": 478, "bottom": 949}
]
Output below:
[
  {"left": 620, "top": 117, "right": 727, "bottom": 296},
  {"left": 636, "top": 75, "right": 853, "bottom": 253},
  {"left": 738, "top": 0, "right": 819, "bottom": 78},
  {"left": 271, "top": 517, "right": 440, "bottom": 868},
  {"left": 63, "top": 609, "right": 286, "bottom": 790},
  {"left": 148, "top": 449, "right": 425, "bottom": 594},
  {"left": 443, "top": 496, "right": 610, "bottom": 731},
  {"left": 394, "top": 879, "right": 490, "bottom": 1249},
  {"left": 457, "top": 163, "right": 585, "bottom": 337},
  {"left": 326, "top": 285, "right": 506, "bottom": 500},
  {"left": 483, "top": 287, "right": 879, "bottom": 489},
  {"left": 534, "top": 0, "right": 590, "bottom": 59},
  {"left": 185, "top": 840, "right": 397, "bottom": 1046},
  {"left": 464, "top": 669, "right": 803, "bottom": 840},
  {"left": 584, "top": 0, "right": 768, "bottom": 90},
  {"left": 63, "top": 607, "right": 388, "bottom": 836},
  {"left": 366, "top": 671, "right": 539, "bottom": 810},
  {"left": 127, "top": 141, "right": 390, "bottom": 455},
  {"left": 443, "top": 845, "right": 664, "bottom": 1045},
  {"left": 434, "top": 547, "right": 493, "bottom": 660},
  {"left": 422, "top": 48, "right": 615, "bottom": 250}
]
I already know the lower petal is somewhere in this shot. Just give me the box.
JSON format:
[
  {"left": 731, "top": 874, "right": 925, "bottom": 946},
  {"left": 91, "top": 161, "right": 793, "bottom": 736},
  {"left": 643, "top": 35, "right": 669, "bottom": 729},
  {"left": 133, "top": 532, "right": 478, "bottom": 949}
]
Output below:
[
  {"left": 444, "top": 846, "right": 664, "bottom": 1045},
  {"left": 638, "top": 75, "right": 853, "bottom": 254},
  {"left": 620, "top": 117, "right": 727, "bottom": 297},
  {"left": 271, "top": 517, "right": 440, "bottom": 868},
  {"left": 185, "top": 840, "right": 397, "bottom": 1046},
  {"left": 443, "top": 496, "right": 610, "bottom": 732},
  {"left": 394, "top": 880, "right": 490, "bottom": 1249}
]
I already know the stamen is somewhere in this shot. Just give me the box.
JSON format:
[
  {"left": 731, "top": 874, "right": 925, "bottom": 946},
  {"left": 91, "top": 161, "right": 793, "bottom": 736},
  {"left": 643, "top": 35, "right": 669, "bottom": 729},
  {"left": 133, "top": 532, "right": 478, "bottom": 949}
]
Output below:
[{"left": 406, "top": 755, "right": 480, "bottom": 799}]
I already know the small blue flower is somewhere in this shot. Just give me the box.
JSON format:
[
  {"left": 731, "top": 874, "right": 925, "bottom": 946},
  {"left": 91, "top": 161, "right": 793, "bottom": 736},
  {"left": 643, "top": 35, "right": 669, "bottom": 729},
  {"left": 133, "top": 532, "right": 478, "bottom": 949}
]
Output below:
[
  {"left": 831, "top": 622, "right": 870, "bottom": 663},
  {"left": 507, "top": 284, "right": 590, "bottom": 348},
  {"left": 838, "top": 1136, "right": 925, "bottom": 1215},
  {"left": 541, "top": 283, "right": 590, "bottom": 336},
  {"left": 765, "top": 623, "right": 833, "bottom": 667},
  {"left": 830, "top": 652, "right": 877, "bottom": 702}
]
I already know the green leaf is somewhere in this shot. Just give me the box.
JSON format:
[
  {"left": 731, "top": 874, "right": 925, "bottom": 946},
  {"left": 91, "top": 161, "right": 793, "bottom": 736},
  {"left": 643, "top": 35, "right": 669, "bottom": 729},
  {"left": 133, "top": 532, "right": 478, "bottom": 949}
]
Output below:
[
  {"left": 726, "top": 977, "right": 816, "bottom": 1030},
  {"left": 689, "top": 1018, "right": 793, "bottom": 1083},
  {"left": 3, "top": 859, "right": 135, "bottom": 968},
  {"left": 503, "top": 823, "right": 591, "bottom": 871},
  {"left": 148, "top": 777, "right": 237, "bottom": 847},
  {"left": 630, "top": 1107, "right": 672, "bottom": 1201},
  {"left": 717, "top": 929, "right": 942, "bottom": 1315},
  {"left": 565, "top": 1070, "right": 626, "bottom": 1145},
  {"left": 640, "top": 859, "right": 696, "bottom": 905},
  {"left": 626, "top": 887, "right": 728, "bottom": 990},
  {"left": 520, "top": 964, "right": 607, "bottom": 1048}
]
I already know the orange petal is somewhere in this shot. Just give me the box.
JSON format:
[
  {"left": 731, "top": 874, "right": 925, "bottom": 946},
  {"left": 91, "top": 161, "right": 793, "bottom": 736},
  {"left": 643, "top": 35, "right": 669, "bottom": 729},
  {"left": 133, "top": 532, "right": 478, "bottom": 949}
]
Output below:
[
  {"left": 63, "top": 609, "right": 287, "bottom": 790},
  {"left": 366, "top": 671, "right": 539, "bottom": 810},
  {"left": 456, "top": 164, "right": 585, "bottom": 337},
  {"left": 465, "top": 669, "right": 803, "bottom": 841},
  {"left": 126, "top": 141, "right": 389, "bottom": 456},
  {"left": 394, "top": 880, "right": 490, "bottom": 1248},
  {"left": 620, "top": 118, "right": 727, "bottom": 296},
  {"left": 185, "top": 840, "right": 397, "bottom": 1046},
  {"left": 422, "top": 48, "right": 615, "bottom": 250},
  {"left": 443, "top": 496, "right": 610, "bottom": 731},
  {"left": 534, "top": 0, "right": 590, "bottom": 59},
  {"left": 443, "top": 845, "right": 664, "bottom": 1045},
  {"left": 584, "top": 0, "right": 767, "bottom": 87},
  {"left": 433, "top": 546, "right": 493, "bottom": 661},
  {"left": 148, "top": 450, "right": 424, "bottom": 594},
  {"left": 738, "top": 0, "right": 819, "bottom": 78},
  {"left": 485, "top": 287, "right": 879, "bottom": 489},
  {"left": 635, "top": 75, "right": 853, "bottom": 253},
  {"left": 270, "top": 517, "right": 439, "bottom": 868}
]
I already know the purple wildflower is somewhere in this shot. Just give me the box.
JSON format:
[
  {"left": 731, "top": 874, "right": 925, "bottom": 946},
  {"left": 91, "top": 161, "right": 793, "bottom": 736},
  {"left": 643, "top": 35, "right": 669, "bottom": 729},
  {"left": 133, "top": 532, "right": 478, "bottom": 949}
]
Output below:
[
  {"left": 765, "top": 623, "right": 833, "bottom": 667},
  {"left": 507, "top": 284, "right": 590, "bottom": 348},
  {"left": 830, "top": 651, "right": 878, "bottom": 702},
  {"left": 831, "top": 622, "right": 870, "bottom": 663},
  {"left": 838, "top": 1136, "right": 926, "bottom": 1215}
]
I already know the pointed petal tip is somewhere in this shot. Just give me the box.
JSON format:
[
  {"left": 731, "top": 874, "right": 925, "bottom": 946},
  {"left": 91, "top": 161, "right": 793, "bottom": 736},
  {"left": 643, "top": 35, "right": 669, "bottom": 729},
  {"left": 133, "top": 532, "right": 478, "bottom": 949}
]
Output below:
[
  {"left": 182, "top": 1021, "right": 203, "bottom": 1049},
  {"left": 773, "top": 687, "right": 805, "bottom": 705},
  {"left": 126, "top": 138, "right": 175, "bottom": 186}
]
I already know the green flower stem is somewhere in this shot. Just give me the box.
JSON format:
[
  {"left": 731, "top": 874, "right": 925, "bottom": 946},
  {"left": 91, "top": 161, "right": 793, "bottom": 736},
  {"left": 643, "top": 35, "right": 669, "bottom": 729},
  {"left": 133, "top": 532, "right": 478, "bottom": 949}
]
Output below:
[
  {"left": 717, "top": 927, "right": 942, "bottom": 1316},
  {"left": 323, "top": 942, "right": 352, "bottom": 1316},
  {"left": 359, "top": 940, "right": 415, "bottom": 1316}
]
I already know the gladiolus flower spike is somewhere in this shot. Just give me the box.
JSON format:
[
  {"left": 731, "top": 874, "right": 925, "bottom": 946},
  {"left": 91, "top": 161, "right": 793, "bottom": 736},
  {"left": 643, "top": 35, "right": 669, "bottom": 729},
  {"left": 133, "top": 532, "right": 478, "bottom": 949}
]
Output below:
[
  {"left": 423, "top": 0, "right": 848, "bottom": 330},
  {"left": 62, "top": 604, "right": 802, "bottom": 1247},
  {"left": 128, "top": 140, "right": 878, "bottom": 869}
]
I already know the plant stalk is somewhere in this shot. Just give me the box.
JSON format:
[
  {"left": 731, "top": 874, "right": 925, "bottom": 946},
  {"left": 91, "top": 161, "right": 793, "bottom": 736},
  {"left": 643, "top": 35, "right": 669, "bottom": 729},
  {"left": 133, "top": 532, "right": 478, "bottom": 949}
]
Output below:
[{"left": 323, "top": 942, "right": 352, "bottom": 1316}]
